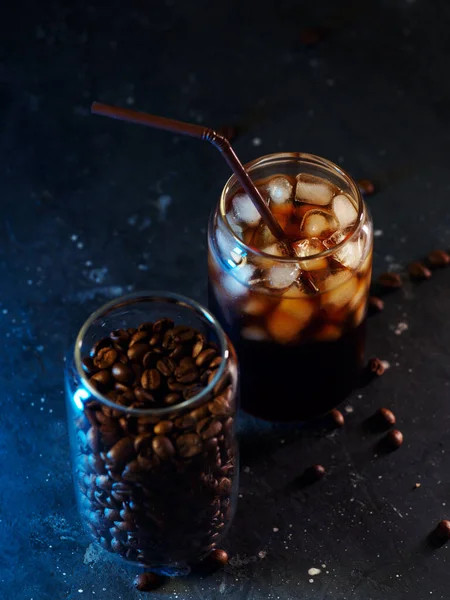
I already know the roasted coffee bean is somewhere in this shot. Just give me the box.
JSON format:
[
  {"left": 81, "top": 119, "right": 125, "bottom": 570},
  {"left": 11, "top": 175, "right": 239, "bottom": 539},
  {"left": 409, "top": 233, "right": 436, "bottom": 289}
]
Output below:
[
  {"left": 218, "top": 477, "right": 232, "bottom": 495},
  {"left": 106, "top": 438, "right": 135, "bottom": 469},
  {"left": 93, "top": 347, "right": 118, "bottom": 369},
  {"left": 152, "top": 435, "right": 175, "bottom": 459},
  {"left": 137, "top": 321, "right": 154, "bottom": 332},
  {"left": 131, "top": 363, "right": 142, "bottom": 380},
  {"left": 183, "top": 384, "right": 205, "bottom": 400},
  {"left": 169, "top": 344, "right": 188, "bottom": 360},
  {"left": 114, "top": 382, "right": 132, "bottom": 395},
  {"left": 209, "top": 356, "right": 222, "bottom": 369},
  {"left": 368, "top": 296, "right": 384, "bottom": 314},
  {"left": 329, "top": 409, "right": 345, "bottom": 428},
  {"left": 156, "top": 357, "right": 175, "bottom": 377},
  {"left": 153, "top": 318, "right": 174, "bottom": 333},
  {"left": 141, "top": 368, "right": 161, "bottom": 391},
  {"left": 176, "top": 433, "right": 203, "bottom": 458},
  {"left": 110, "top": 328, "right": 130, "bottom": 347},
  {"left": 195, "top": 348, "right": 217, "bottom": 367},
  {"left": 114, "top": 518, "right": 136, "bottom": 532},
  {"left": 171, "top": 325, "right": 196, "bottom": 343},
  {"left": 142, "top": 351, "right": 159, "bottom": 369},
  {"left": 89, "top": 370, "right": 112, "bottom": 391},
  {"left": 384, "top": 429, "right": 403, "bottom": 450},
  {"left": 377, "top": 407, "right": 396, "bottom": 427},
  {"left": 127, "top": 343, "right": 149, "bottom": 363},
  {"left": 94, "top": 490, "right": 110, "bottom": 508},
  {"left": 134, "top": 433, "right": 153, "bottom": 454},
  {"left": 192, "top": 334, "right": 206, "bottom": 358},
  {"left": 209, "top": 548, "right": 229, "bottom": 567},
  {"left": 153, "top": 420, "right": 173, "bottom": 435},
  {"left": 190, "top": 405, "right": 210, "bottom": 421},
  {"left": 134, "top": 572, "right": 163, "bottom": 592},
  {"left": 174, "top": 415, "right": 196, "bottom": 431},
  {"left": 134, "top": 387, "right": 155, "bottom": 404},
  {"left": 122, "top": 460, "right": 143, "bottom": 482},
  {"left": 104, "top": 508, "right": 120, "bottom": 521},
  {"left": 209, "top": 392, "right": 231, "bottom": 416},
  {"left": 90, "top": 337, "right": 112, "bottom": 358},
  {"left": 95, "top": 474, "right": 111, "bottom": 491},
  {"left": 427, "top": 249, "right": 450, "bottom": 267},
  {"left": 111, "top": 538, "right": 124, "bottom": 552},
  {"left": 164, "top": 392, "right": 181, "bottom": 405},
  {"left": 368, "top": 357, "right": 385, "bottom": 376},
  {"left": 88, "top": 453, "right": 106, "bottom": 474},
  {"left": 435, "top": 520, "right": 450, "bottom": 540},
  {"left": 409, "top": 261, "right": 431, "bottom": 280},
  {"left": 175, "top": 366, "right": 199, "bottom": 384},
  {"left": 127, "top": 328, "right": 137, "bottom": 335},
  {"left": 357, "top": 178, "right": 375, "bottom": 195},
  {"left": 304, "top": 464, "right": 326, "bottom": 482},
  {"left": 129, "top": 330, "right": 150, "bottom": 347},
  {"left": 167, "top": 378, "right": 185, "bottom": 392},
  {"left": 82, "top": 356, "right": 96, "bottom": 374},
  {"left": 148, "top": 333, "right": 161, "bottom": 346},
  {"left": 137, "top": 456, "right": 152, "bottom": 471},
  {"left": 111, "top": 362, "right": 133, "bottom": 384},
  {"left": 377, "top": 272, "right": 402, "bottom": 289},
  {"left": 197, "top": 418, "right": 223, "bottom": 439}
]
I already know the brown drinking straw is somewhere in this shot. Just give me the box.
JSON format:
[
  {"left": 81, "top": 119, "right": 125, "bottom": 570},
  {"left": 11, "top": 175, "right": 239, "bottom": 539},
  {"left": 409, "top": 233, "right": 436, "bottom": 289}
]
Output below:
[{"left": 91, "top": 102, "right": 287, "bottom": 242}]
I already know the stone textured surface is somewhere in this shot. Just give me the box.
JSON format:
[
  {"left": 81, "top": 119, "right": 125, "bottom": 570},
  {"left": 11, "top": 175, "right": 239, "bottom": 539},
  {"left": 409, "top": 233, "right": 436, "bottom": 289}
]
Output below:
[{"left": 2, "top": 0, "right": 450, "bottom": 598}]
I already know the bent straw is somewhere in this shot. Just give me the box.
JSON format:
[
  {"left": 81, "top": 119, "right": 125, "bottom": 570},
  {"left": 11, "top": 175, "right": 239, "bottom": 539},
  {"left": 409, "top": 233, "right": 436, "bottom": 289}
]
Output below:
[{"left": 91, "top": 102, "right": 287, "bottom": 242}]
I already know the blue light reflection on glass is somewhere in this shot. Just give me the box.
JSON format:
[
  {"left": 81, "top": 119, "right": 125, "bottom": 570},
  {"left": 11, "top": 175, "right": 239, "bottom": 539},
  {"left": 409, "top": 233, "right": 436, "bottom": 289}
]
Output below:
[{"left": 73, "top": 387, "right": 89, "bottom": 411}]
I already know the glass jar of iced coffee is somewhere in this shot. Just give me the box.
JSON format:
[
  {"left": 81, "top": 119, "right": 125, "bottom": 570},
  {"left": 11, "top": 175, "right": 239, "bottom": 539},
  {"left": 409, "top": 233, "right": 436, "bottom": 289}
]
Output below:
[
  {"left": 65, "top": 292, "right": 239, "bottom": 575},
  {"left": 208, "top": 153, "right": 372, "bottom": 421}
]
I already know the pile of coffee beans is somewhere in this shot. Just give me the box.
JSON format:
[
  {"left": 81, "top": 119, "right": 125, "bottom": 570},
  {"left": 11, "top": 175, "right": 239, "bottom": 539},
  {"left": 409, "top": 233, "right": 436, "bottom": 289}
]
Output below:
[{"left": 73, "top": 318, "right": 237, "bottom": 568}]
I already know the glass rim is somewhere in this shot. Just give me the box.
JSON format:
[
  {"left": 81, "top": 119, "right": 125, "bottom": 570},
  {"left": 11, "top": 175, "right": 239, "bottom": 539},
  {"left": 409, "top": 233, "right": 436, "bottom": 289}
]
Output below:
[
  {"left": 73, "top": 291, "right": 230, "bottom": 416},
  {"left": 219, "top": 152, "right": 365, "bottom": 263}
]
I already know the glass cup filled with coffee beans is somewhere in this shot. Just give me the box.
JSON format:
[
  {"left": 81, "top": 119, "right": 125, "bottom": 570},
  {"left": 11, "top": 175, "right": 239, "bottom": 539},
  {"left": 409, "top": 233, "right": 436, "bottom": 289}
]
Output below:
[
  {"left": 65, "top": 292, "right": 239, "bottom": 576},
  {"left": 208, "top": 153, "right": 373, "bottom": 421}
]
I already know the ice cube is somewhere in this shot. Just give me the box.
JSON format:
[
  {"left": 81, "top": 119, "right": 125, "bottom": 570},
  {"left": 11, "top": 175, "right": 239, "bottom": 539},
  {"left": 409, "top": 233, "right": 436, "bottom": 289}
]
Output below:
[
  {"left": 250, "top": 222, "right": 278, "bottom": 248},
  {"left": 221, "top": 264, "right": 255, "bottom": 298},
  {"left": 232, "top": 193, "right": 261, "bottom": 226},
  {"left": 315, "top": 324, "right": 342, "bottom": 342},
  {"left": 282, "top": 281, "right": 310, "bottom": 298},
  {"left": 216, "top": 228, "right": 247, "bottom": 267},
  {"left": 321, "top": 272, "right": 358, "bottom": 309},
  {"left": 266, "top": 177, "right": 293, "bottom": 205},
  {"left": 243, "top": 296, "right": 272, "bottom": 316},
  {"left": 267, "top": 262, "right": 300, "bottom": 289},
  {"left": 293, "top": 238, "right": 328, "bottom": 271},
  {"left": 296, "top": 174, "right": 335, "bottom": 206},
  {"left": 324, "top": 231, "right": 364, "bottom": 269},
  {"left": 262, "top": 243, "right": 288, "bottom": 257},
  {"left": 301, "top": 210, "right": 338, "bottom": 238},
  {"left": 241, "top": 326, "right": 269, "bottom": 341},
  {"left": 332, "top": 194, "right": 358, "bottom": 229},
  {"left": 266, "top": 298, "right": 315, "bottom": 344}
]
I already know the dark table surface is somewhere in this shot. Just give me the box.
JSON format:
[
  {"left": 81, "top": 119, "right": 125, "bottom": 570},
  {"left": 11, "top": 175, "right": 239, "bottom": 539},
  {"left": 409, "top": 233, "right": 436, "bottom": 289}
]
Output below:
[{"left": 2, "top": 0, "right": 450, "bottom": 598}]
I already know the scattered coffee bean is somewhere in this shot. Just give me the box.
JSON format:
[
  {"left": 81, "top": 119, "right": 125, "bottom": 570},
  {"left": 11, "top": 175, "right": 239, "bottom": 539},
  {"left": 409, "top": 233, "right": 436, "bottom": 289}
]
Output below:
[
  {"left": 435, "top": 520, "right": 450, "bottom": 540},
  {"left": 329, "top": 409, "right": 344, "bottom": 428},
  {"left": 377, "top": 272, "right": 402, "bottom": 289},
  {"left": 357, "top": 179, "right": 375, "bottom": 196},
  {"left": 134, "top": 572, "right": 163, "bottom": 592},
  {"left": 414, "top": 482, "right": 421, "bottom": 489},
  {"left": 368, "top": 357, "right": 385, "bottom": 377},
  {"left": 368, "top": 296, "right": 384, "bottom": 315},
  {"left": 209, "top": 548, "right": 229, "bottom": 566},
  {"left": 408, "top": 261, "right": 431, "bottom": 280},
  {"left": 304, "top": 464, "right": 325, "bottom": 482},
  {"left": 377, "top": 407, "right": 396, "bottom": 427},
  {"left": 385, "top": 429, "right": 403, "bottom": 450},
  {"left": 427, "top": 249, "right": 450, "bottom": 267}
]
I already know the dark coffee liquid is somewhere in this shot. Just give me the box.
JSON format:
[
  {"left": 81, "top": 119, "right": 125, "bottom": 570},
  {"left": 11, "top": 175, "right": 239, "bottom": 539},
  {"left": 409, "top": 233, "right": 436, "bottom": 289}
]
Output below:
[{"left": 209, "top": 284, "right": 365, "bottom": 421}]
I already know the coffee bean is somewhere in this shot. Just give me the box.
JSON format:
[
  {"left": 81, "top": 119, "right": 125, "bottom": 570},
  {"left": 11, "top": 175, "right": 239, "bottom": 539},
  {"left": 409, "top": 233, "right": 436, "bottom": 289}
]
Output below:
[
  {"left": 368, "top": 357, "right": 385, "bottom": 376},
  {"left": 142, "top": 351, "right": 159, "bottom": 369},
  {"left": 134, "top": 572, "right": 163, "bottom": 592},
  {"left": 95, "top": 474, "right": 111, "bottom": 491},
  {"left": 110, "top": 538, "right": 124, "bottom": 552},
  {"left": 90, "top": 337, "right": 112, "bottom": 358},
  {"left": 106, "top": 438, "right": 135, "bottom": 469},
  {"left": 384, "top": 429, "right": 403, "bottom": 450},
  {"left": 104, "top": 508, "right": 120, "bottom": 521},
  {"left": 197, "top": 418, "right": 223, "bottom": 439},
  {"left": 153, "top": 318, "right": 174, "bottom": 333},
  {"left": 82, "top": 357, "right": 96, "bottom": 374},
  {"left": 122, "top": 460, "right": 143, "bottom": 482},
  {"left": 152, "top": 435, "right": 175, "bottom": 459},
  {"left": 209, "top": 392, "right": 231, "bottom": 416},
  {"left": 174, "top": 415, "right": 196, "bottom": 431},
  {"left": 183, "top": 384, "right": 206, "bottom": 400},
  {"left": 427, "top": 249, "right": 450, "bottom": 267},
  {"left": 377, "top": 272, "right": 402, "bottom": 289},
  {"left": 304, "top": 464, "right": 325, "bottom": 482},
  {"left": 141, "top": 368, "right": 161, "bottom": 391},
  {"left": 114, "top": 382, "right": 132, "bottom": 395},
  {"left": 88, "top": 453, "right": 106, "bottom": 474},
  {"left": 127, "top": 328, "right": 137, "bottom": 335},
  {"left": 357, "top": 179, "right": 375, "bottom": 195},
  {"left": 134, "top": 387, "right": 155, "bottom": 404},
  {"left": 127, "top": 343, "right": 149, "bottom": 363},
  {"left": 137, "top": 321, "right": 154, "bottom": 332},
  {"left": 209, "top": 357, "right": 222, "bottom": 369},
  {"left": 134, "top": 433, "right": 153, "bottom": 454},
  {"left": 153, "top": 421, "right": 173, "bottom": 435},
  {"left": 93, "top": 347, "right": 118, "bottom": 370},
  {"left": 190, "top": 405, "right": 210, "bottom": 421},
  {"left": 156, "top": 357, "right": 175, "bottom": 377},
  {"left": 137, "top": 456, "right": 153, "bottom": 471},
  {"left": 90, "top": 370, "right": 112, "bottom": 391},
  {"left": 195, "top": 348, "right": 217, "bottom": 367},
  {"left": 176, "top": 433, "right": 203, "bottom": 458},
  {"left": 109, "top": 328, "right": 130, "bottom": 347},
  {"left": 409, "top": 261, "right": 431, "bottom": 280},
  {"left": 149, "top": 333, "right": 162, "bottom": 347},
  {"left": 218, "top": 477, "right": 232, "bottom": 495},
  {"left": 172, "top": 325, "right": 196, "bottom": 343},
  {"left": 164, "top": 392, "right": 181, "bottom": 405},
  {"left": 192, "top": 334, "right": 206, "bottom": 358},
  {"left": 129, "top": 330, "right": 149, "bottom": 347},
  {"left": 435, "top": 520, "right": 450, "bottom": 540},
  {"left": 111, "top": 363, "right": 133, "bottom": 384},
  {"left": 209, "top": 548, "right": 229, "bottom": 566},
  {"left": 368, "top": 296, "right": 384, "bottom": 314},
  {"left": 377, "top": 407, "right": 396, "bottom": 427},
  {"left": 167, "top": 378, "right": 185, "bottom": 392},
  {"left": 329, "top": 409, "right": 344, "bottom": 428}
]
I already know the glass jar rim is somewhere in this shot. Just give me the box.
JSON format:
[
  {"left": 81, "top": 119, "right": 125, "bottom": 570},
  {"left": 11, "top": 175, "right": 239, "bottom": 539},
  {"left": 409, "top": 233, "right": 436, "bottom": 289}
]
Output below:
[
  {"left": 73, "top": 291, "right": 230, "bottom": 416},
  {"left": 219, "top": 152, "right": 365, "bottom": 263}
]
